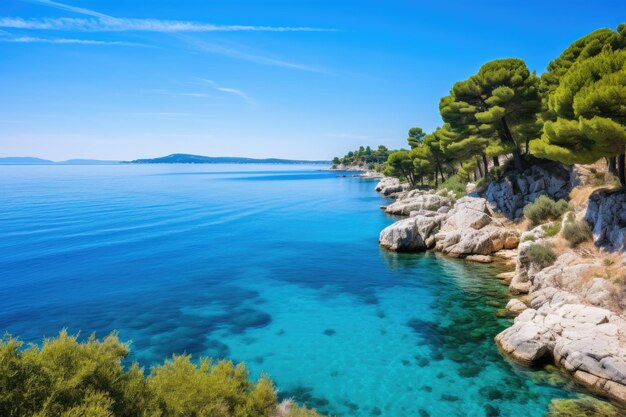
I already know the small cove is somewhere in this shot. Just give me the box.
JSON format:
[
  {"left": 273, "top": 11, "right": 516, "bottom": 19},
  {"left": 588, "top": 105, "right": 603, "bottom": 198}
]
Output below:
[{"left": 0, "top": 164, "right": 583, "bottom": 416}]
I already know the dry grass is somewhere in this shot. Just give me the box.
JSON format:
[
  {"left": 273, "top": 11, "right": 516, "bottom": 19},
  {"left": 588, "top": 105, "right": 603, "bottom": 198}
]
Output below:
[{"left": 577, "top": 250, "right": 624, "bottom": 283}]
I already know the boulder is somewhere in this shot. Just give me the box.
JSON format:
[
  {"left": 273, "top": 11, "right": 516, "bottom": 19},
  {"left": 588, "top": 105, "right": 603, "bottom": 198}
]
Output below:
[
  {"left": 375, "top": 177, "right": 407, "bottom": 198},
  {"left": 505, "top": 299, "right": 528, "bottom": 316},
  {"left": 466, "top": 254, "right": 493, "bottom": 263},
  {"left": 379, "top": 213, "right": 446, "bottom": 251},
  {"left": 384, "top": 191, "right": 451, "bottom": 216}
]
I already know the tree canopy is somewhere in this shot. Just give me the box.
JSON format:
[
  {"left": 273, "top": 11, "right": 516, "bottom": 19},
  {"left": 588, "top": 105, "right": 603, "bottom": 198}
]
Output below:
[
  {"left": 531, "top": 32, "right": 626, "bottom": 184},
  {"left": 440, "top": 58, "right": 542, "bottom": 171}
]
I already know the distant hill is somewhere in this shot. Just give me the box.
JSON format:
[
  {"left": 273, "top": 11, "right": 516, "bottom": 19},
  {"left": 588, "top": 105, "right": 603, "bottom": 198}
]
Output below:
[
  {"left": 0, "top": 157, "right": 120, "bottom": 165},
  {"left": 0, "top": 157, "right": 54, "bottom": 164},
  {"left": 0, "top": 154, "right": 329, "bottom": 165},
  {"left": 129, "top": 154, "right": 330, "bottom": 164}
]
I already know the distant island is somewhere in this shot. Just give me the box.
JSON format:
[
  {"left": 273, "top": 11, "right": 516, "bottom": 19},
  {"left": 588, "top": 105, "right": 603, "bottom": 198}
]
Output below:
[
  {"left": 128, "top": 153, "right": 330, "bottom": 164},
  {"left": 0, "top": 154, "right": 330, "bottom": 165}
]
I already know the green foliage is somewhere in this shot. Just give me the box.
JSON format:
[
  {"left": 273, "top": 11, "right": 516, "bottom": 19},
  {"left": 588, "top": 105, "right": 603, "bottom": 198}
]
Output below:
[
  {"left": 288, "top": 404, "right": 327, "bottom": 417},
  {"left": 407, "top": 127, "right": 426, "bottom": 149},
  {"left": 523, "top": 196, "right": 570, "bottom": 225},
  {"left": 438, "top": 174, "right": 467, "bottom": 198},
  {"left": 531, "top": 26, "right": 626, "bottom": 185},
  {"left": 333, "top": 145, "right": 389, "bottom": 167},
  {"left": 0, "top": 331, "right": 312, "bottom": 417},
  {"left": 440, "top": 58, "right": 542, "bottom": 171},
  {"left": 562, "top": 219, "right": 593, "bottom": 246},
  {"left": 527, "top": 243, "right": 557, "bottom": 268},
  {"left": 545, "top": 395, "right": 621, "bottom": 417},
  {"left": 522, "top": 234, "right": 537, "bottom": 242},
  {"left": 542, "top": 221, "right": 562, "bottom": 237}
]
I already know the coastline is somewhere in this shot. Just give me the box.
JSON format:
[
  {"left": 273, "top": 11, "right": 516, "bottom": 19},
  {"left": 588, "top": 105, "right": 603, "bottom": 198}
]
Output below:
[{"left": 361, "top": 167, "right": 626, "bottom": 408}]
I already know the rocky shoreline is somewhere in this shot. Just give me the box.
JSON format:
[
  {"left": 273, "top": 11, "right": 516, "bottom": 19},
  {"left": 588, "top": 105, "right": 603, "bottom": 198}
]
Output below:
[{"left": 370, "top": 169, "right": 626, "bottom": 405}]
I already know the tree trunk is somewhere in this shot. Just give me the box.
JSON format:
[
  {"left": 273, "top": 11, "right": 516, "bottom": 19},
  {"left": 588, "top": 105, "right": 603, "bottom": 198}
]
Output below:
[
  {"left": 482, "top": 154, "right": 489, "bottom": 175},
  {"left": 476, "top": 158, "right": 484, "bottom": 178},
  {"left": 434, "top": 170, "right": 439, "bottom": 187},
  {"left": 500, "top": 117, "right": 523, "bottom": 171},
  {"left": 619, "top": 153, "right": 625, "bottom": 187},
  {"left": 435, "top": 159, "right": 445, "bottom": 184},
  {"left": 493, "top": 156, "right": 500, "bottom": 167},
  {"left": 609, "top": 156, "right": 617, "bottom": 175}
]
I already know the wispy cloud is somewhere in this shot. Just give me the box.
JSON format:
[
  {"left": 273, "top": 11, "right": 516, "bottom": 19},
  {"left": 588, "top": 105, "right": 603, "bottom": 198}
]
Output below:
[
  {"left": 8, "top": 0, "right": 334, "bottom": 33},
  {"left": 187, "top": 38, "right": 328, "bottom": 74},
  {"left": 0, "top": 35, "right": 146, "bottom": 46},
  {"left": 0, "top": 16, "right": 334, "bottom": 33},
  {"left": 199, "top": 79, "right": 254, "bottom": 105}
]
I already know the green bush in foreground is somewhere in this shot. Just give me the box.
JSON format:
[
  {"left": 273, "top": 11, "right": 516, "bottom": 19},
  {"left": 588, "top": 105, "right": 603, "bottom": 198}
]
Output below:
[
  {"left": 546, "top": 396, "right": 621, "bottom": 417},
  {"left": 523, "top": 196, "right": 570, "bottom": 226},
  {"left": 528, "top": 242, "right": 557, "bottom": 268},
  {"left": 562, "top": 219, "right": 593, "bottom": 246},
  {"left": 0, "top": 331, "right": 323, "bottom": 417}
]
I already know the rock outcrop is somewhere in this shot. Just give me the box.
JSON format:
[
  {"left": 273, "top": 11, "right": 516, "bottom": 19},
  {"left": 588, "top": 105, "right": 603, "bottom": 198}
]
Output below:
[
  {"left": 379, "top": 212, "right": 446, "bottom": 251},
  {"left": 433, "top": 197, "right": 520, "bottom": 257},
  {"left": 384, "top": 190, "right": 451, "bottom": 216},
  {"left": 586, "top": 189, "right": 626, "bottom": 252},
  {"left": 496, "top": 297, "right": 626, "bottom": 403},
  {"left": 497, "top": 247, "right": 626, "bottom": 403},
  {"left": 378, "top": 190, "right": 519, "bottom": 257},
  {"left": 484, "top": 163, "right": 577, "bottom": 219},
  {"left": 375, "top": 177, "right": 407, "bottom": 198}
]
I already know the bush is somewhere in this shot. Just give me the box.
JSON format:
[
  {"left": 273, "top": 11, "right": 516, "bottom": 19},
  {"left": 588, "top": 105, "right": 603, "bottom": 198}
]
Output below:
[
  {"left": 523, "top": 196, "right": 570, "bottom": 225},
  {"left": 0, "top": 331, "right": 314, "bottom": 417},
  {"left": 438, "top": 174, "right": 467, "bottom": 198},
  {"left": 522, "top": 234, "right": 537, "bottom": 242},
  {"left": 542, "top": 221, "right": 562, "bottom": 237},
  {"left": 562, "top": 219, "right": 593, "bottom": 246},
  {"left": 527, "top": 242, "right": 557, "bottom": 268}
]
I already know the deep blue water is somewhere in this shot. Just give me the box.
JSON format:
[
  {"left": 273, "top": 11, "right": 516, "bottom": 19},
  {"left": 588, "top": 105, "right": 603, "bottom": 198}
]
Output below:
[{"left": 0, "top": 164, "right": 579, "bottom": 417}]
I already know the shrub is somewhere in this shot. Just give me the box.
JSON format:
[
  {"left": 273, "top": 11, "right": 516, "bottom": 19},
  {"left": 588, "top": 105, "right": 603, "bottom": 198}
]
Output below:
[
  {"left": 542, "top": 221, "right": 562, "bottom": 237},
  {"left": 523, "top": 196, "right": 570, "bottom": 225},
  {"left": 527, "top": 242, "right": 557, "bottom": 268},
  {"left": 522, "top": 234, "right": 537, "bottom": 242},
  {"left": 562, "top": 219, "right": 593, "bottom": 246},
  {"left": 0, "top": 331, "right": 313, "bottom": 417},
  {"left": 438, "top": 174, "right": 467, "bottom": 198}
]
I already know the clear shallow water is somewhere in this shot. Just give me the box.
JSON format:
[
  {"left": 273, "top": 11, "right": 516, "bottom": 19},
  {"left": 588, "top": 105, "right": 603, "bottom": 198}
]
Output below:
[{"left": 0, "top": 164, "right": 580, "bottom": 416}]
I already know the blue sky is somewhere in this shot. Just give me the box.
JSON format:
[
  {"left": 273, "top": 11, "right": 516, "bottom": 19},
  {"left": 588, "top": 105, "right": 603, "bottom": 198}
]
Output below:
[{"left": 1, "top": 0, "right": 625, "bottom": 160}]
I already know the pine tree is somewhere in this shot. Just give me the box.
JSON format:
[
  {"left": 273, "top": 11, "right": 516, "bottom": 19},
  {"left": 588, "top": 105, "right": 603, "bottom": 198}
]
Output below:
[
  {"left": 530, "top": 47, "right": 626, "bottom": 185},
  {"left": 440, "top": 58, "right": 542, "bottom": 171}
]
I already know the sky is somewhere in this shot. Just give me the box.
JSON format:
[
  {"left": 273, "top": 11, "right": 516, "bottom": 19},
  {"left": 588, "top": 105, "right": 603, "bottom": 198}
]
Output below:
[{"left": 1, "top": 0, "right": 625, "bottom": 161}]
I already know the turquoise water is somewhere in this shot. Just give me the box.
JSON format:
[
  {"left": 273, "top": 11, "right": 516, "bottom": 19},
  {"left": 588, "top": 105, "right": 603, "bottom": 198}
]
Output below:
[{"left": 0, "top": 164, "right": 579, "bottom": 416}]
